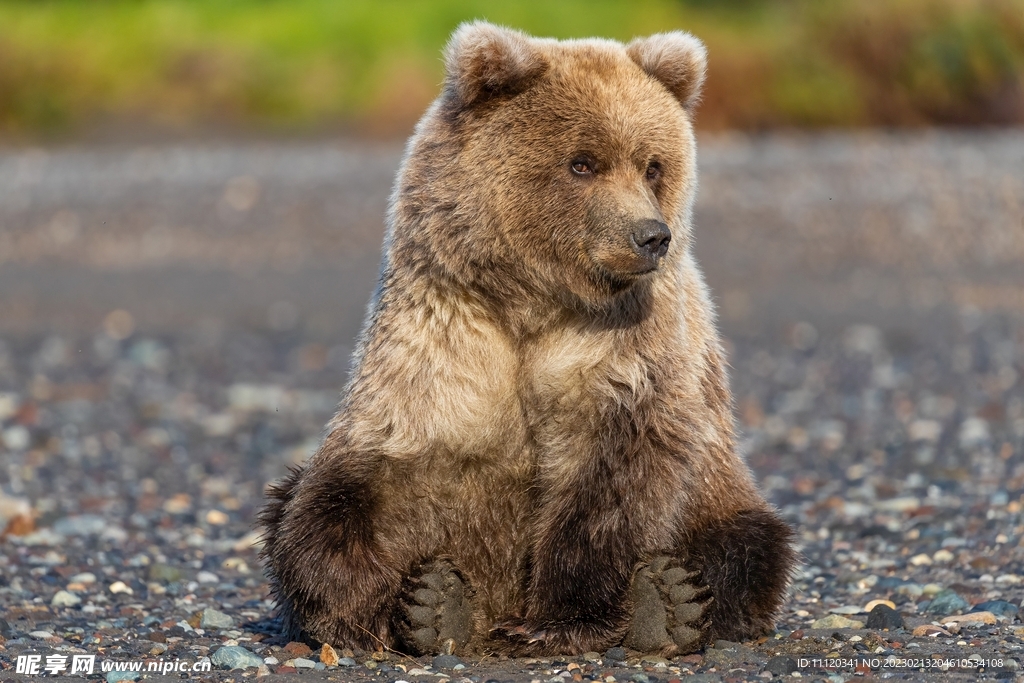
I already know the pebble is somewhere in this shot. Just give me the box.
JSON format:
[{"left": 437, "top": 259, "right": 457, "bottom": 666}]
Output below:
[
  {"left": 912, "top": 625, "right": 951, "bottom": 637},
  {"left": 320, "top": 643, "right": 340, "bottom": 666},
  {"left": 433, "top": 654, "right": 464, "bottom": 669},
  {"left": 865, "top": 604, "right": 905, "bottom": 631},
  {"left": 828, "top": 605, "right": 864, "bottom": 615},
  {"left": 108, "top": 581, "right": 132, "bottom": 595},
  {"left": 30, "top": 630, "right": 55, "bottom": 639},
  {"left": 924, "top": 589, "right": 969, "bottom": 615},
  {"left": 864, "top": 599, "right": 895, "bottom": 612},
  {"left": 51, "top": 590, "right": 81, "bottom": 607},
  {"left": 196, "top": 570, "right": 220, "bottom": 583},
  {"left": 972, "top": 600, "right": 1018, "bottom": 618},
  {"left": 896, "top": 583, "right": 923, "bottom": 598},
  {"left": 105, "top": 672, "right": 140, "bottom": 683},
  {"left": 811, "top": 614, "right": 865, "bottom": 629},
  {"left": 148, "top": 564, "right": 184, "bottom": 583},
  {"left": 933, "top": 549, "right": 955, "bottom": 562},
  {"left": 199, "top": 607, "right": 234, "bottom": 629},
  {"left": 70, "top": 572, "right": 97, "bottom": 584},
  {"left": 206, "top": 509, "right": 230, "bottom": 525},
  {"left": 764, "top": 655, "right": 798, "bottom": 675},
  {"left": 291, "top": 658, "right": 316, "bottom": 668},
  {"left": 909, "top": 553, "right": 932, "bottom": 566},
  {"left": 941, "top": 611, "right": 997, "bottom": 626},
  {"left": 605, "top": 647, "right": 628, "bottom": 662},
  {"left": 53, "top": 514, "right": 107, "bottom": 536},
  {"left": 212, "top": 645, "right": 264, "bottom": 670},
  {"left": 337, "top": 657, "right": 357, "bottom": 667}
]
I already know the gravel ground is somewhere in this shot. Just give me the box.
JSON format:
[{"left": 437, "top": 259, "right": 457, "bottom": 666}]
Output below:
[{"left": 1, "top": 131, "right": 1023, "bottom": 682}]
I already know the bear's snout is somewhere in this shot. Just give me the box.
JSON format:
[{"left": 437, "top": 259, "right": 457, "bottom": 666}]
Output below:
[{"left": 630, "top": 219, "right": 672, "bottom": 266}]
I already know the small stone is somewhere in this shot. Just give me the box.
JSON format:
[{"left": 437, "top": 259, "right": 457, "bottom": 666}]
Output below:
[
  {"left": 932, "top": 549, "right": 955, "bottom": 563},
  {"left": 53, "top": 514, "right": 106, "bottom": 536},
  {"left": 256, "top": 664, "right": 271, "bottom": 677},
  {"left": 30, "top": 630, "right": 55, "bottom": 639},
  {"left": 212, "top": 646, "right": 264, "bottom": 670},
  {"left": 108, "top": 581, "right": 133, "bottom": 595},
  {"left": 864, "top": 599, "right": 895, "bottom": 612},
  {"left": 70, "top": 572, "right": 97, "bottom": 584},
  {"left": 320, "top": 643, "right": 339, "bottom": 666},
  {"left": 284, "top": 641, "right": 313, "bottom": 657},
  {"left": 105, "top": 672, "right": 140, "bottom": 683},
  {"left": 604, "top": 647, "right": 628, "bottom": 662},
  {"left": 433, "top": 654, "right": 463, "bottom": 669},
  {"left": 972, "top": 600, "right": 1018, "bottom": 618},
  {"left": 582, "top": 652, "right": 601, "bottom": 662},
  {"left": 337, "top": 657, "right": 357, "bottom": 667},
  {"left": 629, "top": 674, "right": 650, "bottom": 683},
  {"left": 51, "top": 590, "right": 82, "bottom": 607},
  {"left": 196, "top": 570, "right": 219, "bottom": 583},
  {"left": 909, "top": 553, "right": 932, "bottom": 566},
  {"left": 924, "top": 589, "right": 969, "bottom": 615},
  {"left": 765, "top": 655, "right": 798, "bottom": 675},
  {"left": 199, "top": 607, "right": 234, "bottom": 629},
  {"left": 148, "top": 563, "right": 184, "bottom": 583},
  {"left": 292, "top": 658, "right": 316, "bottom": 668},
  {"left": 811, "top": 614, "right": 864, "bottom": 629},
  {"left": 828, "top": 605, "right": 864, "bottom": 615},
  {"left": 407, "top": 669, "right": 432, "bottom": 676},
  {"left": 912, "top": 625, "right": 950, "bottom": 637},
  {"left": 865, "top": 604, "right": 905, "bottom": 631},
  {"left": 921, "top": 583, "right": 944, "bottom": 597},
  {"left": 206, "top": 509, "right": 230, "bottom": 525},
  {"left": 896, "top": 583, "right": 923, "bottom": 598},
  {"left": 941, "top": 611, "right": 997, "bottom": 626}
]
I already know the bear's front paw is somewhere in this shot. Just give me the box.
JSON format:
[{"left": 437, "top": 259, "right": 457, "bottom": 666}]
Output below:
[
  {"left": 623, "top": 556, "right": 712, "bottom": 655},
  {"left": 397, "top": 559, "right": 473, "bottom": 655}
]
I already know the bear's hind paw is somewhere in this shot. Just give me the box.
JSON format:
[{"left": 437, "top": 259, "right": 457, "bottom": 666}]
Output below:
[
  {"left": 397, "top": 559, "right": 474, "bottom": 655},
  {"left": 623, "top": 556, "right": 713, "bottom": 655}
]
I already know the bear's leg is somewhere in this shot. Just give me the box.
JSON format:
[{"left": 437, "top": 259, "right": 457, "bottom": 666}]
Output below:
[
  {"left": 491, "top": 457, "right": 648, "bottom": 654},
  {"left": 622, "top": 556, "right": 713, "bottom": 655},
  {"left": 258, "top": 458, "right": 405, "bottom": 650},
  {"left": 682, "top": 508, "right": 796, "bottom": 643},
  {"left": 396, "top": 559, "right": 475, "bottom": 655}
]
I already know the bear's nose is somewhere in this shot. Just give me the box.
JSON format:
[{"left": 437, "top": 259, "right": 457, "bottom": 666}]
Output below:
[{"left": 631, "top": 220, "right": 672, "bottom": 260}]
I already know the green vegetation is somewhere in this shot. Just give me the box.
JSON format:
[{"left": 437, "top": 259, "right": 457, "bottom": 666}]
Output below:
[{"left": 0, "top": 0, "right": 1022, "bottom": 139}]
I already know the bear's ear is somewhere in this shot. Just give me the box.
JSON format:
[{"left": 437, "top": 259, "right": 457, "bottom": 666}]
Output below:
[
  {"left": 626, "top": 32, "right": 707, "bottom": 111},
  {"left": 443, "top": 21, "right": 548, "bottom": 109}
]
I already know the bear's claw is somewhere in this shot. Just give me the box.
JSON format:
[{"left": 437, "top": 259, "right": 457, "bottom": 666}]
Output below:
[
  {"left": 398, "top": 559, "right": 473, "bottom": 655},
  {"left": 623, "top": 555, "right": 713, "bottom": 655}
]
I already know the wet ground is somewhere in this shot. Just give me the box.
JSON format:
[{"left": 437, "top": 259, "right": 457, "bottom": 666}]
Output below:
[{"left": 0, "top": 131, "right": 1023, "bottom": 682}]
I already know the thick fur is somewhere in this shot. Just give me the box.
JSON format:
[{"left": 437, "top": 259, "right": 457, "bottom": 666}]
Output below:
[{"left": 259, "top": 22, "right": 795, "bottom": 655}]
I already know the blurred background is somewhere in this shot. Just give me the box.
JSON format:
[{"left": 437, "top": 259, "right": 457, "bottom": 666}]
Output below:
[
  {"left": 1, "top": 0, "right": 1024, "bottom": 139},
  {"left": 0, "top": 0, "right": 1023, "bottom": 637}
]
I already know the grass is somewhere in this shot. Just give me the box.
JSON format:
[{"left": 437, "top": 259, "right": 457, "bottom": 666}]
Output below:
[{"left": 0, "top": 0, "right": 1022, "bottom": 139}]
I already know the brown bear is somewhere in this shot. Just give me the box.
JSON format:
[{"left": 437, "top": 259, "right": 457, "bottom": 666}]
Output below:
[{"left": 259, "top": 21, "right": 795, "bottom": 657}]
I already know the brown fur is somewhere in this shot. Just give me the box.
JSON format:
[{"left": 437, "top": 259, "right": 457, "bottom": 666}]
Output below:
[{"left": 259, "top": 22, "right": 795, "bottom": 655}]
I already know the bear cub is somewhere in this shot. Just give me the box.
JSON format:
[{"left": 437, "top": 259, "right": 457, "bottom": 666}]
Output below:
[{"left": 260, "top": 22, "right": 795, "bottom": 656}]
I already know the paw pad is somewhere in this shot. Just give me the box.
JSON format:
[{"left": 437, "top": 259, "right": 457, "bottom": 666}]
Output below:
[
  {"left": 399, "top": 560, "right": 473, "bottom": 655},
  {"left": 623, "top": 556, "right": 712, "bottom": 655}
]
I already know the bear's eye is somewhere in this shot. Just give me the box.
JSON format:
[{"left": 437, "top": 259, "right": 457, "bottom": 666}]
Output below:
[
  {"left": 570, "top": 159, "right": 593, "bottom": 176},
  {"left": 646, "top": 162, "right": 662, "bottom": 182}
]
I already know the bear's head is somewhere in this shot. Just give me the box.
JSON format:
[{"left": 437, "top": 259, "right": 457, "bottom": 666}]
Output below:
[{"left": 396, "top": 22, "right": 707, "bottom": 311}]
